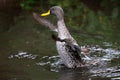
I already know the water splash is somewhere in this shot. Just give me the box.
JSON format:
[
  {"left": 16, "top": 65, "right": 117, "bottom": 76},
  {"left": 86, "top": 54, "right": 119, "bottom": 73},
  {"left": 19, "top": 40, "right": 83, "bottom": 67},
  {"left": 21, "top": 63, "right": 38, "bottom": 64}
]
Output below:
[
  {"left": 8, "top": 51, "right": 38, "bottom": 59},
  {"left": 89, "top": 45, "right": 120, "bottom": 61},
  {"left": 7, "top": 45, "right": 120, "bottom": 78},
  {"left": 90, "top": 66, "right": 120, "bottom": 78}
]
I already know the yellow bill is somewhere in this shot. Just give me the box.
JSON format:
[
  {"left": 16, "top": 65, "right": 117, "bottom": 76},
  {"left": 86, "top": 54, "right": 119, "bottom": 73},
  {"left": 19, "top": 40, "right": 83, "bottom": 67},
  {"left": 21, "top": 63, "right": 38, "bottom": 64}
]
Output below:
[{"left": 41, "top": 10, "right": 50, "bottom": 16}]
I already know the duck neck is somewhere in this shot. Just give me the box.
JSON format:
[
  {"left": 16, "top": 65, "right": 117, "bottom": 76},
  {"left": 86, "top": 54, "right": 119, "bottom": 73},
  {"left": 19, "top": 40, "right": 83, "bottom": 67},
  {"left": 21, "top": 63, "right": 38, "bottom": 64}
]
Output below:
[{"left": 57, "top": 19, "right": 71, "bottom": 39}]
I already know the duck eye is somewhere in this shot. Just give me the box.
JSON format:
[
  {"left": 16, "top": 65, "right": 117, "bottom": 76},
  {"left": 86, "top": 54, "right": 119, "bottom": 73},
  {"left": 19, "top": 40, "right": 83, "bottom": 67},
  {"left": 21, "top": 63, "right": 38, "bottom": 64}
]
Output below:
[{"left": 51, "top": 8, "right": 55, "bottom": 11}]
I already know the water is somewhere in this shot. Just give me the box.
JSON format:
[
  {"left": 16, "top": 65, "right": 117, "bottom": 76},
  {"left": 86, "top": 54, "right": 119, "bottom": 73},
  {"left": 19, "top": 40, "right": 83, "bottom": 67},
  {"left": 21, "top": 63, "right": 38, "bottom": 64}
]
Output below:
[
  {"left": 6, "top": 46, "right": 120, "bottom": 80},
  {"left": 0, "top": 11, "right": 120, "bottom": 80}
]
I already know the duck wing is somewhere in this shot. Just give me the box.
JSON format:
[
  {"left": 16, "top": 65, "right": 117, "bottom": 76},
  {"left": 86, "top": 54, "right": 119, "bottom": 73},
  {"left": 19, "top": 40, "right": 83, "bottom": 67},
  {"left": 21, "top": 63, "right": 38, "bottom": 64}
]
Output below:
[
  {"left": 32, "top": 12, "right": 58, "bottom": 32},
  {"left": 52, "top": 34, "right": 83, "bottom": 61}
]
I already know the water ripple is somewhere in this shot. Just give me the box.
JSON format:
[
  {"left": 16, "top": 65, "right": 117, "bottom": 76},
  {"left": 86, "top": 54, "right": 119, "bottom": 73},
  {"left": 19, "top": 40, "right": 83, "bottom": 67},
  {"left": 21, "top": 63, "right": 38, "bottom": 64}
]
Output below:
[{"left": 8, "top": 51, "right": 38, "bottom": 59}]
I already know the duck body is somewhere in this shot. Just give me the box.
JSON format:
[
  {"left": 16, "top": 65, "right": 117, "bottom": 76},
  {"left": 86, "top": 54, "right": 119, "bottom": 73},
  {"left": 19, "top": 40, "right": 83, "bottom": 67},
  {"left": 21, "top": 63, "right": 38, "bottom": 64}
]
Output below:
[
  {"left": 56, "top": 41, "right": 84, "bottom": 68},
  {"left": 56, "top": 19, "right": 84, "bottom": 68},
  {"left": 33, "top": 6, "right": 86, "bottom": 68}
]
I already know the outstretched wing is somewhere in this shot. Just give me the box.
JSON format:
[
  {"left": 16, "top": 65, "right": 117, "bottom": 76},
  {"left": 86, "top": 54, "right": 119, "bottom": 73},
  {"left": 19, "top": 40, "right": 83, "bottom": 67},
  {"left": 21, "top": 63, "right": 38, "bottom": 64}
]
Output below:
[{"left": 32, "top": 12, "right": 58, "bottom": 32}]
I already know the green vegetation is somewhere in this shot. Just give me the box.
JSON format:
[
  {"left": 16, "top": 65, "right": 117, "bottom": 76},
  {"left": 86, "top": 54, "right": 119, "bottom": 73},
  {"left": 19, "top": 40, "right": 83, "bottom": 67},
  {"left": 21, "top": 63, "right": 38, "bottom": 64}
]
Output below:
[
  {"left": 18, "top": 0, "right": 120, "bottom": 43},
  {"left": 0, "top": 0, "right": 120, "bottom": 44}
]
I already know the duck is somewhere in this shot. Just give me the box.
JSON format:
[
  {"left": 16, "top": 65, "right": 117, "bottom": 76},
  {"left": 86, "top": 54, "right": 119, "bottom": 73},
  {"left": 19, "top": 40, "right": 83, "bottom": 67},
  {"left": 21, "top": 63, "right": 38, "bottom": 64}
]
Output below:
[{"left": 32, "top": 6, "right": 89, "bottom": 68}]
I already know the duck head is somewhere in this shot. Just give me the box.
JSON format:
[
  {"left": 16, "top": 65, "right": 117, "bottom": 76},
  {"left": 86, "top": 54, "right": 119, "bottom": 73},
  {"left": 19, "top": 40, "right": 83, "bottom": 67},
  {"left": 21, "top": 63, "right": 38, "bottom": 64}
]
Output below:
[{"left": 41, "top": 6, "right": 64, "bottom": 20}]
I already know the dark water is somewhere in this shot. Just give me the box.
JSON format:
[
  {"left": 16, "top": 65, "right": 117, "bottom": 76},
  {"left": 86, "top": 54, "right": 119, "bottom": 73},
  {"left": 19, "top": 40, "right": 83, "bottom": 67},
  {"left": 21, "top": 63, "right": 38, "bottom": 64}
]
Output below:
[{"left": 0, "top": 11, "right": 120, "bottom": 80}]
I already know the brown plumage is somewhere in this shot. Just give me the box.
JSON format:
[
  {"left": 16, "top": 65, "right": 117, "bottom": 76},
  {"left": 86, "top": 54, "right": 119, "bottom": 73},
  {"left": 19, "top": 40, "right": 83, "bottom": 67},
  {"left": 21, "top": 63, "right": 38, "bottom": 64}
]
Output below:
[{"left": 32, "top": 6, "right": 90, "bottom": 68}]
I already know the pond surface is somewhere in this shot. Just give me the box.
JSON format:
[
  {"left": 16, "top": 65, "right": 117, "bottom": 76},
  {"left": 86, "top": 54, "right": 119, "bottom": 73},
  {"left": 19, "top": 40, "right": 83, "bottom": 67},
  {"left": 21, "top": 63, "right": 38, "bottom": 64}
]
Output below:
[{"left": 0, "top": 11, "right": 120, "bottom": 80}]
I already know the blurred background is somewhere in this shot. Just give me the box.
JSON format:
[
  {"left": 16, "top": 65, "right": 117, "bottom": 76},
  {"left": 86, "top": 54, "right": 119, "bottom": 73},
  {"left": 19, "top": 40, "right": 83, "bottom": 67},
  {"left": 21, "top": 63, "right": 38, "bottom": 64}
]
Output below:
[{"left": 0, "top": 0, "right": 120, "bottom": 80}]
